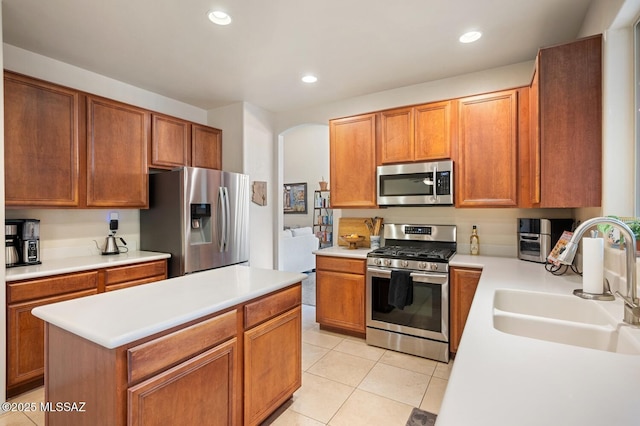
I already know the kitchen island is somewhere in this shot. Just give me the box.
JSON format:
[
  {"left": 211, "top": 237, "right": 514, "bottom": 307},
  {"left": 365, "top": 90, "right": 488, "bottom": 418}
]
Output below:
[
  {"left": 439, "top": 254, "right": 640, "bottom": 426},
  {"left": 32, "top": 265, "right": 307, "bottom": 426}
]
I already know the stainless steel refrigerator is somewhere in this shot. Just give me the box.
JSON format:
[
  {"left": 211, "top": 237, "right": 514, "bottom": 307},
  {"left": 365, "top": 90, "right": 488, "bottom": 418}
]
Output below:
[{"left": 140, "top": 167, "right": 250, "bottom": 277}]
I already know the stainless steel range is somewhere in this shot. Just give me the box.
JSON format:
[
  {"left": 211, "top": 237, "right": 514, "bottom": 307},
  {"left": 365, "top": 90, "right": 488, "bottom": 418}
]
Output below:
[{"left": 366, "top": 224, "right": 456, "bottom": 362}]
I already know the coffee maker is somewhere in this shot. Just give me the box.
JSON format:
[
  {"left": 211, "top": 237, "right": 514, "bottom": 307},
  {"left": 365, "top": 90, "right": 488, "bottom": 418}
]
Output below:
[{"left": 5, "top": 219, "right": 41, "bottom": 267}]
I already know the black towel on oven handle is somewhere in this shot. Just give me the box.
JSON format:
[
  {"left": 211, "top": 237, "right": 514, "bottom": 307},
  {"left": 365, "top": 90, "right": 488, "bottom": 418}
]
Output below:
[{"left": 388, "top": 270, "right": 413, "bottom": 310}]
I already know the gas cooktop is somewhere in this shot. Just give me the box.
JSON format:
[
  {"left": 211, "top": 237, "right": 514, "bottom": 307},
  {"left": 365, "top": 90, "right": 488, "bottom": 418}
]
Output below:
[{"left": 368, "top": 245, "right": 456, "bottom": 262}]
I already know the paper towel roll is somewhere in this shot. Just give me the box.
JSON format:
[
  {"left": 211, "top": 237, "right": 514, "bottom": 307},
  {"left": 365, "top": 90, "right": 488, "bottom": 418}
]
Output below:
[{"left": 583, "top": 237, "right": 604, "bottom": 294}]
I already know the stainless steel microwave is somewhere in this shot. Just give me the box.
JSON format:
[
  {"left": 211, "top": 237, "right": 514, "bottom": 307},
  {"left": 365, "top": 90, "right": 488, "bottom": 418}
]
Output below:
[{"left": 377, "top": 160, "right": 454, "bottom": 206}]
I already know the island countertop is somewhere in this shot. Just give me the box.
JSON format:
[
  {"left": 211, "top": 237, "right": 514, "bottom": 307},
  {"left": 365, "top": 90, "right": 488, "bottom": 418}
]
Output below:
[
  {"left": 31, "top": 265, "right": 306, "bottom": 349},
  {"left": 439, "top": 254, "right": 640, "bottom": 426}
]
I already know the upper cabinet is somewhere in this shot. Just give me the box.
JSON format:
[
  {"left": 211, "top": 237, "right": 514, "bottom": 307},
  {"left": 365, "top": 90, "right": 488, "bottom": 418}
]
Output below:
[
  {"left": 329, "top": 114, "right": 377, "bottom": 208},
  {"left": 456, "top": 89, "right": 519, "bottom": 207},
  {"left": 533, "top": 34, "right": 602, "bottom": 208},
  {"left": 4, "top": 72, "right": 82, "bottom": 207},
  {"left": 379, "top": 100, "right": 454, "bottom": 164},
  {"left": 5, "top": 71, "right": 225, "bottom": 209},
  {"left": 149, "top": 117, "right": 222, "bottom": 171},
  {"left": 86, "top": 95, "right": 149, "bottom": 208},
  {"left": 191, "top": 124, "right": 222, "bottom": 170},
  {"left": 150, "top": 114, "right": 191, "bottom": 170}
]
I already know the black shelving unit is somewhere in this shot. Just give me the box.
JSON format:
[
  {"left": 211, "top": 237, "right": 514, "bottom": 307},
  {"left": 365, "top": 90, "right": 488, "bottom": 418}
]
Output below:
[{"left": 313, "top": 190, "right": 333, "bottom": 248}]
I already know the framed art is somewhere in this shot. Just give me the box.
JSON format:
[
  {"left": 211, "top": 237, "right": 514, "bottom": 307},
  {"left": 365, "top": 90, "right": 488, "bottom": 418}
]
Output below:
[{"left": 283, "top": 182, "right": 307, "bottom": 214}]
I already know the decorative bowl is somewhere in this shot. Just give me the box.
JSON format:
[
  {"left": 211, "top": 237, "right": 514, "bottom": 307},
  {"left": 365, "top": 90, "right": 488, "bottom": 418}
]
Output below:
[{"left": 341, "top": 234, "right": 365, "bottom": 249}]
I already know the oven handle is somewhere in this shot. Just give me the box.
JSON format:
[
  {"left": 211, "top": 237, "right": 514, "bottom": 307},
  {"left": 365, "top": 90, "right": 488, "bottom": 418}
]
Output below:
[{"left": 367, "top": 267, "right": 448, "bottom": 284}]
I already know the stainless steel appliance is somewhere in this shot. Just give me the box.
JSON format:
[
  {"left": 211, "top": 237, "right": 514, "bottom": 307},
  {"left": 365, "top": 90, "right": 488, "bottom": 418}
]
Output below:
[
  {"left": 366, "top": 224, "right": 456, "bottom": 362},
  {"left": 377, "top": 160, "right": 453, "bottom": 206},
  {"left": 5, "top": 219, "right": 41, "bottom": 267},
  {"left": 140, "top": 167, "right": 250, "bottom": 277},
  {"left": 518, "top": 218, "right": 574, "bottom": 263}
]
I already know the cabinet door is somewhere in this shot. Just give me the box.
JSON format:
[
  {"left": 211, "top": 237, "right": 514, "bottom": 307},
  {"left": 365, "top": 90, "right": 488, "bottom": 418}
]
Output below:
[
  {"left": 329, "top": 114, "right": 377, "bottom": 208},
  {"left": 244, "top": 307, "right": 301, "bottom": 426},
  {"left": 538, "top": 35, "right": 602, "bottom": 207},
  {"left": 414, "top": 100, "right": 453, "bottom": 161},
  {"left": 150, "top": 114, "right": 191, "bottom": 169},
  {"left": 191, "top": 124, "right": 222, "bottom": 170},
  {"left": 380, "top": 107, "right": 413, "bottom": 164},
  {"left": 457, "top": 90, "right": 518, "bottom": 207},
  {"left": 4, "top": 72, "right": 82, "bottom": 207},
  {"left": 128, "top": 338, "right": 238, "bottom": 426},
  {"left": 316, "top": 270, "right": 365, "bottom": 334},
  {"left": 450, "top": 267, "right": 482, "bottom": 353},
  {"left": 7, "top": 289, "right": 97, "bottom": 396},
  {"left": 86, "top": 95, "right": 149, "bottom": 207}
]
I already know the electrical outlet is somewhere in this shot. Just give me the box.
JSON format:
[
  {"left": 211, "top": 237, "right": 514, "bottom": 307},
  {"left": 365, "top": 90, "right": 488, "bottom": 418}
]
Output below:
[{"left": 109, "top": 212, "right": 119, "bottom": 232}]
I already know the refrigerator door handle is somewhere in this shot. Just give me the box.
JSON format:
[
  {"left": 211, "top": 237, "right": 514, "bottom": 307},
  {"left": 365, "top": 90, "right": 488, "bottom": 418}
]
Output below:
[{"left": 217, "top": 187, "right": 230, "bottom": 252}]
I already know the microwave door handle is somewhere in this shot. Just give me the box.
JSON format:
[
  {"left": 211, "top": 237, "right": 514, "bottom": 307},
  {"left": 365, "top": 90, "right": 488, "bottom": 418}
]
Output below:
[{"left": 431, "top": 165, "right": 438, "bottom": 202}]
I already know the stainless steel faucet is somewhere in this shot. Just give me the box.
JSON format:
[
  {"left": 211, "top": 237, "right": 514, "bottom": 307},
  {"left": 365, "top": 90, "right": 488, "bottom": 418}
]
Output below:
[{"left": 556, "top": 216, "right": 640, "bottom": 326}]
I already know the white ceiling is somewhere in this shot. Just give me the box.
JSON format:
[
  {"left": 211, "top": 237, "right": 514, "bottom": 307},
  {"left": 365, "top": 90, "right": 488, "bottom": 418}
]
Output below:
[{"left": 2, "top": 0, "right": 593, "bottom": 113}]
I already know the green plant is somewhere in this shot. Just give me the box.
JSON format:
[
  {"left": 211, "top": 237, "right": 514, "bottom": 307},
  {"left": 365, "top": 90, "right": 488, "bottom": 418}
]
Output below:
[{"left": 625, "top": 219, "right": 640, "bottom": 240}]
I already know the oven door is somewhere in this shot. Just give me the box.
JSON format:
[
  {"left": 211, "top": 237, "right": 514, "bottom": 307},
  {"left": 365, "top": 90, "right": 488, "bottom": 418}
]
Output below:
[{"left": 366, "top": 266, "right": 449, "bottom": 343}]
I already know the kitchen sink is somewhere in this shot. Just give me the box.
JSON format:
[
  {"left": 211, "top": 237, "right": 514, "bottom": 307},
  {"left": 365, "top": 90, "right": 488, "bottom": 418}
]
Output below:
[
  {"left": 493, "top": 289, "right": 640, "bottom": 355},
  {"left": 493, "top": 289, "right": 611, "bottom": 325}
]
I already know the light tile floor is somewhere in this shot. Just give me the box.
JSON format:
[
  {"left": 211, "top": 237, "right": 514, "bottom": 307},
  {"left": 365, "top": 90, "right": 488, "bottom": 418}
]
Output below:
[
  {"left": 263, "top": 304, "right": 451, "bottom": 426},
  {"left": 0, "top": 304, "right": 451, "bottom": 426}
]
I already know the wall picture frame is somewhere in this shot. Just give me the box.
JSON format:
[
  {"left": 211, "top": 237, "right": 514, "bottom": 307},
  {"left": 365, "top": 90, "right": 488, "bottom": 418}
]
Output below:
[{"left": 283, "top": 182, "right": 307, "bottom": 214}]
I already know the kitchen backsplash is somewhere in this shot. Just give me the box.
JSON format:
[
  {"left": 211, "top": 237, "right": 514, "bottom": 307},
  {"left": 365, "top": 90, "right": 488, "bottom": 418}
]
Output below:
[{"left": 5, "top": 209, "right": 139, "bottom": 260}]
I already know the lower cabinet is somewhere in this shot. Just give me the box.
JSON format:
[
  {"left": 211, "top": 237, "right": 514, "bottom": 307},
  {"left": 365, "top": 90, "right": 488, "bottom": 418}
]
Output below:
[
  {"left": 44, "top": 283, "right": 302, "bottom": 426},
  {"left": 315, "top": 255, "right": 366, "bottom": 336},
  {"left": 450, "top": 267, "right": 482, "bottom": 354},
  {"left": 6, "top": 271, "right": 99, "bottom": 397},
  {"left": 6, "top": 260, "right": 167, "bottom": 397},
  {"left": 244, "top": 307, "right": 301, "bottom": 425},
  {"left": 128, "top": 340, "right": 237, "bottom": 426}
]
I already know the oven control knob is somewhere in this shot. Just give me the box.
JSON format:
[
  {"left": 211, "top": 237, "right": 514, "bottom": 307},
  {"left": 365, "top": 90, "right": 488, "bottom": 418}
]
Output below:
[
  {"left": 429, "top": 263, "right": 439, "bottom": 271},
  {"left": 383, "top": 259, "right": 392, "bottom": 267},
  {"left": 373, "top": 258, "right": 382, "bottom": 266},
  {"left": 418, "top": 262, "right": 427, "bottom": 269},
  {"left": 401, "top": 260, "right": 409, "bottom": 268}
]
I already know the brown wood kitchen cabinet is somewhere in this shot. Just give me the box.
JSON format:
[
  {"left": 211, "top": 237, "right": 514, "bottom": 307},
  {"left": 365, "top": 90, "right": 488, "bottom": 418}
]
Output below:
[
  {"left": 6, "top": 271, "right": 99, "bottom": 397},
  {"left": 6, "top": 260, "right": 167, "bottom": 397},
  {"left": 315, "top": 255, "right": 366, "bottom": 336},
  {"left": 126, "top": 311, "right": 239, "bottom": 426},
  {"left": 533, "top": 34, "right": 602, "bottom": 208},
  {"left": 329, "top": 114, "right": 378, "bottom": 208},
  {"left": 456, "top": 89, "right": 519, "bottom": 207},
  {"left": 43, "top": 283, "right": 301, "bottom": 426},
  {"left": 149, "top": 113, "right": 192, "bottom": 169},
  {"left": 380, "top": 100, "right": 454, "bottom": 164},
  {"left": 86, "top": 95, "right": 149, "bottom": 208},
  {"left": 191, "top": 123, "right": 222, "bottom": 170},
  {"left": 149, "top": 117, "right": 223, "bottom": 170},
  {"left": 450, "top": 266, "right": 482, "bottom": 354},
  {"left": 4, "top": 71, "right": 83, "bottom": 207},
  {"left": 243, "top": 286, "right": 302, "bottom": 425}
]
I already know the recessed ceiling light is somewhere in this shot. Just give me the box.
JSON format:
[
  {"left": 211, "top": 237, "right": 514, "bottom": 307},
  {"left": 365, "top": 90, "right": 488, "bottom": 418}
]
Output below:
[
  {"left": 301, "top": 75, "right": 318, "bottom": 83},
  {"left": 459, "top": 31, "right": 482, "bottom": 43},
  {"left": 207, "top": 10, "right": 231, "bottom": 26}
]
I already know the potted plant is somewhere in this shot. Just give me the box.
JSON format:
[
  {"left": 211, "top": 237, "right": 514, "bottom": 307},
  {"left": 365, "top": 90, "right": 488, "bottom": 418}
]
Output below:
[{"left": 624, "top": 219, "right": 640, "bottom": 252}]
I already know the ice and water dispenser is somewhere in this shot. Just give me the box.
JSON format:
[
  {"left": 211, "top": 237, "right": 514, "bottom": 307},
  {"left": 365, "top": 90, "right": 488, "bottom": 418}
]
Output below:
[{"left": 190, "top": 203, "right": 212, "bottom": 243}]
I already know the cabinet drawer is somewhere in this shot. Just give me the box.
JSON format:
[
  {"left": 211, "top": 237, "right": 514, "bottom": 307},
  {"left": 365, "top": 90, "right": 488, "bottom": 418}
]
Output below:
[
  {"left": 128, "top": 309, "right": 237, "bottom": 384},
  {"left": 104, "top": 260, "right": 167, "bottom": 285},
  {"left": 316, "top": 256, "right": 365, "bottom": 275},
  {"left": 7, "top": 271, "right": 99, "bottom": 304},
  {"left": 244, "top": 285, "right": 301, "bottom": 330}
]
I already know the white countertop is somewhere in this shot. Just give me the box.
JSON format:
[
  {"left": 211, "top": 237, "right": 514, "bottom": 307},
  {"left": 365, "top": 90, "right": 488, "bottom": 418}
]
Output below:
[
  {"left": 314, "top": 245, "right": 372, "bottom": 259},
  {"left": 5, "top": 251, "right": 171, "bottom": 282},
  {"left": 31, "top": 265, "right": 307, "bottom": 349},
  {"left": 439, "top": 254, "right": 640, "bottom": 426}
]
